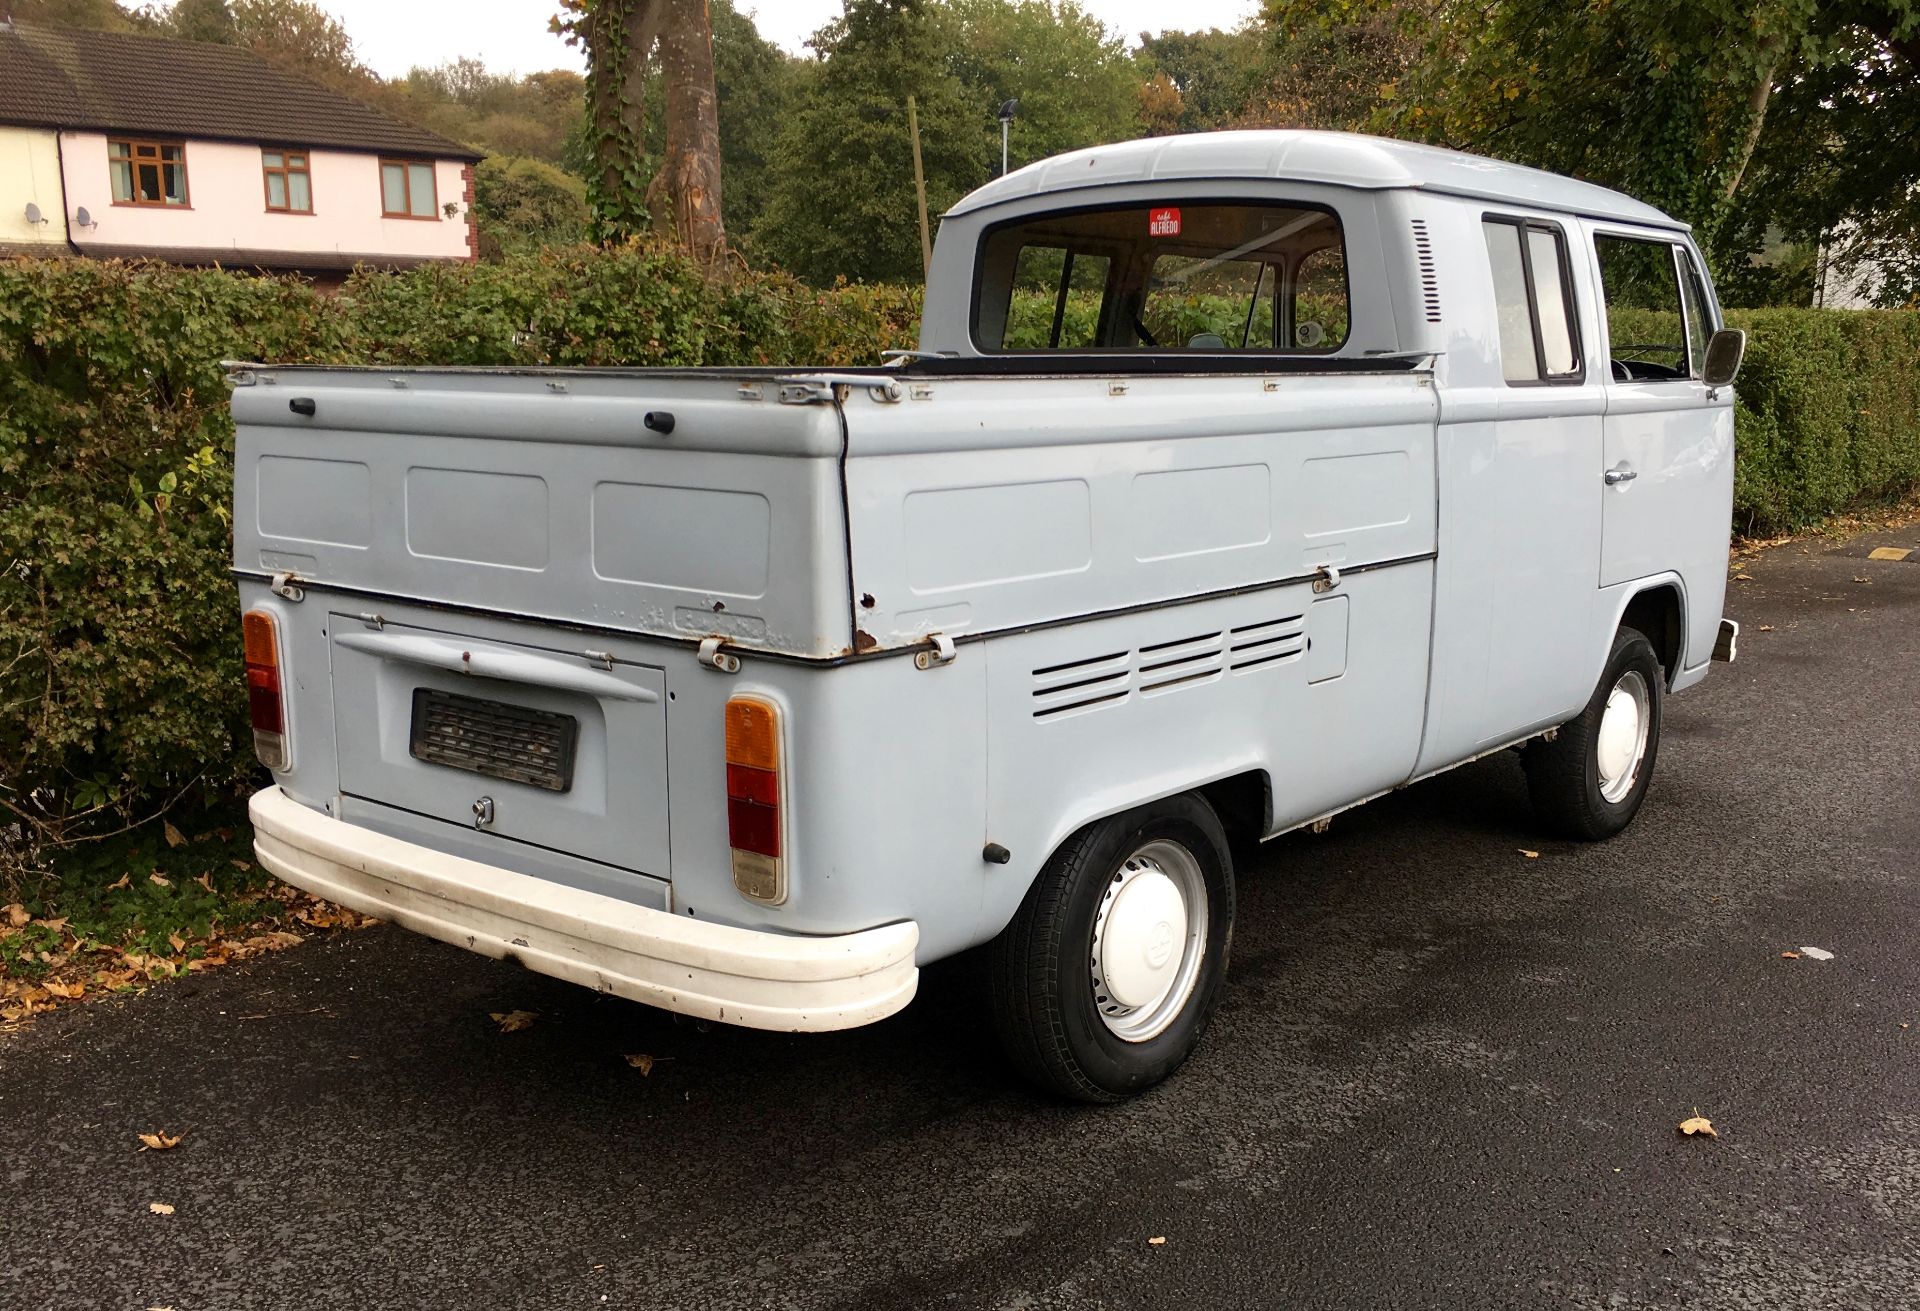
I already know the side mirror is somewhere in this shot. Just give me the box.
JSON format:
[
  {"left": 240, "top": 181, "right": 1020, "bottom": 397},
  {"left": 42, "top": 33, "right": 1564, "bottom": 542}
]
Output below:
[{"left": 1702, "top": 328, "right": 1745, "bottom": 388}]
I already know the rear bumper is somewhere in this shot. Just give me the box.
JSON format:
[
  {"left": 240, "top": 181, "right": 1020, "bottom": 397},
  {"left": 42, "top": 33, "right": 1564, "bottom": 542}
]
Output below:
[{"left": 248, "top": 787, "right": 919, "bottom": 1032}]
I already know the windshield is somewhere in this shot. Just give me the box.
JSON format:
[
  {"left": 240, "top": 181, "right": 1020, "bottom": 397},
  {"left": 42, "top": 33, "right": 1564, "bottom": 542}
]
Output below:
[{"left": 973, "top": 201, "right": 1349, "bottom": 354}]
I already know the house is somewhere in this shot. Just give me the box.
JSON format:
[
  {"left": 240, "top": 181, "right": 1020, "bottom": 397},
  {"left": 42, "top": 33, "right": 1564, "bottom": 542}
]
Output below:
[{"left": 0, "top": 18, "right": 481, "bottom": 279}]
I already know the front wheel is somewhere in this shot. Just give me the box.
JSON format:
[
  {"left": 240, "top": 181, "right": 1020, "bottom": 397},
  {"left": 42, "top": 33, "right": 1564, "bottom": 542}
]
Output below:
[
  {"left": 1523, "top": 627, "right": 1664, "bottom": 840},
  {"left": 989, "top": 794, "right": 1234, "bottom": 1102}
]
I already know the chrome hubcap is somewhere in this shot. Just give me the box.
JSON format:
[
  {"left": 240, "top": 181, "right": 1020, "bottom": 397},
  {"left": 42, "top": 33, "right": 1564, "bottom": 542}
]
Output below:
[
  {"left": 1090, "top": 839, "right": 1208, "bottom": 1043},
  {"left": 1596, "top": 670, "right": 1651, "bottom": 803}
]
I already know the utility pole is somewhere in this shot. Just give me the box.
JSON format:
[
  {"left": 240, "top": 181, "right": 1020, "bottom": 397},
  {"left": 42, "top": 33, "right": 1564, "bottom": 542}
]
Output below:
[
  {"left": 998, "top": 99, "right": 1019, "bottom": 176},
  {"left": 908, "top": 94, "right": 931, "bottom": 282}
]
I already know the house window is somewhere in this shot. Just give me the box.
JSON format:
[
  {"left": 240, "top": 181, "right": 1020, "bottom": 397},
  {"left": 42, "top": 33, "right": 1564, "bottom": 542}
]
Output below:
[
  {"left": 262, "top": 150, "right": 313, "bottom": 213},
  {"left": 380, "top": 159, "right": 439, "bottom": 219},
  {"left": 109, "top": 139, "right": 188, "bottom": 207}
]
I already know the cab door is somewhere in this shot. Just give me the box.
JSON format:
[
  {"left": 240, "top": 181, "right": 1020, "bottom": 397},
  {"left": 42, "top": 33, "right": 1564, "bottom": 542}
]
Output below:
[{"left": 1593, "top": 232, "right": 1734, "bottom": 605}]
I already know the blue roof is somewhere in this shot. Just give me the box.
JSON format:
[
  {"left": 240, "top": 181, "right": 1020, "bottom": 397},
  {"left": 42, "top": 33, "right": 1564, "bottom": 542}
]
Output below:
[{"left": 948, "top": 130, "right": 1685, "bottom": 230}]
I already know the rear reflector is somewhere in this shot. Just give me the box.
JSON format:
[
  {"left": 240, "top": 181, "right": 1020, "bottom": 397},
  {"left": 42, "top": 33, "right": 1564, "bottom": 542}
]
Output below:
[
  {"left": 724, "top": 695, "right": 784, "bottom": 904},
  {"left": 242, "top": 609, "right": 288, "bottom": 771}
]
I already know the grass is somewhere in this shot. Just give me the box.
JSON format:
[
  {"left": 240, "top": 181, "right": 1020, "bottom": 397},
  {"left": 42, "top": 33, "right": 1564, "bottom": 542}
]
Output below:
[{"left": 1, "top": 800, "right": 373, "bottom": 1026}]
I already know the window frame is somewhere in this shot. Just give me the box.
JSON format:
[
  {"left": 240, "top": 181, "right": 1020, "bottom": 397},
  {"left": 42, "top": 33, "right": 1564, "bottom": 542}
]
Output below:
[
  {"left": 261, "top": 148, "right": 314, "bottom": 215},
  {"left": 968, "top": 197, "right": 1352, "bottom": 356},
  {"left": 1481, "top": 213, "right": 1585, "bottom": 388},
  {"left": 379, "top": 158, "right": 441, "bottom": 221},
  {"left": 108, "top": 138, "right": 191, "bottom": 209},
  {"left": 1674, "top": 245, "right": 1717, "bottom": 380}
]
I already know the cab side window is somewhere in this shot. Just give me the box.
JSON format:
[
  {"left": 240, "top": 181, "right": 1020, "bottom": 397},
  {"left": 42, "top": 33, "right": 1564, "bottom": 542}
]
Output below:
[
  {"left": 1482, "top": 217, "right": 1582, "bottom": 384},
  {"left": 1594, "top": 235, "right": 1692, "bottom": 381},
  {"left": 1677, "top": 253, "right": 1714, "bottom": 377},
  {"left": 1001, "top": 245, "right": 1113, "bottom": 349}
]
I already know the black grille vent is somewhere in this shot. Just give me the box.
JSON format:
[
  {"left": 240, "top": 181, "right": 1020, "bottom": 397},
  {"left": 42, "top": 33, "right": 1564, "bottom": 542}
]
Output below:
[
  {"left": 1410, "top": 219, "right": 1442, "bottom": 324},
  {"left": 410, "top": 688, "right": 579, "bottom": 792},
  {"left": 1228, "top": 613, "right": 1306, "bottom": 671},
  {"left": 1031, "top": 613, "right": 1306, "bottom": 719}
]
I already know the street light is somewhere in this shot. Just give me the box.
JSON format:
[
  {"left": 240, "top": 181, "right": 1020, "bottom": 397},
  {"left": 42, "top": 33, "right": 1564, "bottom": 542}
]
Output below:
[{"left": 998, "top": 98, "right": 1019, "bottom": 176}]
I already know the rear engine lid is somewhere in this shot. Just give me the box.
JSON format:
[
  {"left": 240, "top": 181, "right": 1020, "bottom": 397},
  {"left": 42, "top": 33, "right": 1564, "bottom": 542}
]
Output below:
[{"left": 329, "top": 616, "right": 669, "bottom": 877}]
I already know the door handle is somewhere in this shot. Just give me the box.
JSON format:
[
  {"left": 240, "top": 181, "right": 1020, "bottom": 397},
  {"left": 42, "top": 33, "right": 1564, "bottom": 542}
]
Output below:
[{"left": 1604, "top": 468, "right": 1638, "bottom": 485}]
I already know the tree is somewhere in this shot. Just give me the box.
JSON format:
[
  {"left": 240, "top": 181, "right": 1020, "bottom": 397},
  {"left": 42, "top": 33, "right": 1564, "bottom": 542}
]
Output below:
[
  {"left": 471, "top": 155, "right": 591, "bottom": 255},
  {"left": 942, "top": 0, "right": 1142, "bottom": 169},
  {"left": 753, "top": 0, "right": 981, "bottom": 284},
  {"left": 227, "top": 0, "right": 366, "bottom": 86},
  {"left": 6, "top": 0, "right": 139, "bottom": 30},
  {"left": 645, "top": 0, "right": 725, "bottom": 267},
  {"left": 561, "top": 0, "right": 660, "bottom": 237},
  {"left": 1135, "top": 26, "right": 1268, "bottom": 133},
  {"left": 160, "top": 0, "right": 235, "bottom": 42}
]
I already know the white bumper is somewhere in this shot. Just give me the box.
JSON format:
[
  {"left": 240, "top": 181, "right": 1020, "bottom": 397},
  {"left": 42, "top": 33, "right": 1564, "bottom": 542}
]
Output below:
[{"left": 248, "top": 787, "right": 919, "bottom": 1032}]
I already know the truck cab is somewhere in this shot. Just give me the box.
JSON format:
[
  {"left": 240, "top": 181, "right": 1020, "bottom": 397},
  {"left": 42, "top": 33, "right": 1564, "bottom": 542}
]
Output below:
[{"left": 237, "top": 131, "right": 1742, "bottom": 1100}]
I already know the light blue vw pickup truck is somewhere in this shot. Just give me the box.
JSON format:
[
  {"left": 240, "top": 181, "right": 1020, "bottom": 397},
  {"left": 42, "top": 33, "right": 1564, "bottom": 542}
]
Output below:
[{"left": 234, "top": 131, "right": 1743, "bottom": 1100}]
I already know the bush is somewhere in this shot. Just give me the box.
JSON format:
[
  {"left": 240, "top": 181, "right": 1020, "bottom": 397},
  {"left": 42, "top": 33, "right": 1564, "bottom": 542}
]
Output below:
[
  {"left": 1724, "top": 310, "right": 1920, "bottom": 533},
  {"left": 0, "top": 248, "right": 1912, "bottom": 883}
]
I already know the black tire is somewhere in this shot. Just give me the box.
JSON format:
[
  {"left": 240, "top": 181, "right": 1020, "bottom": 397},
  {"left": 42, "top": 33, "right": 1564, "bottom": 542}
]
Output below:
[
  {"left": 989, "top": 793, "right": 1234, "bottom": 1103},
  {"left": 1523, "top": 627, "right": 1664, "bottom": 841}
]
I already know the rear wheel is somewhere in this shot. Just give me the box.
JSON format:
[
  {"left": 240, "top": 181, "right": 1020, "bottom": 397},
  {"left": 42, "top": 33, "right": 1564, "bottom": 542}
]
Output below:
[
  {"left": 989, "top": 794, "right": 1234, "bottom": 1102},
  {"left": 1524, "top": 627, "right": 1664, "bottom": 840}
]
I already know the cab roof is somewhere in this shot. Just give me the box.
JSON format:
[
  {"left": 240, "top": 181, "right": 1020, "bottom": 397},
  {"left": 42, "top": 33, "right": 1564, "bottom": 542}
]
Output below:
[{"left": 947, "top": 130, "right": 1685, "bottom": 231}]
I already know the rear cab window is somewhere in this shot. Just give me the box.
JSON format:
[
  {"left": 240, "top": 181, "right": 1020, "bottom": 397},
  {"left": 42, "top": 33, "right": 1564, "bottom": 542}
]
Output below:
[
  {"left": 973, "top": 202, "right": 1349, "bottom": 354},
  {"left": 1594, "top": 234, "right": 1709, "bottom": 381},
  {"left": 1482, "top": 216, "right": 1583, "bottom": 385}
]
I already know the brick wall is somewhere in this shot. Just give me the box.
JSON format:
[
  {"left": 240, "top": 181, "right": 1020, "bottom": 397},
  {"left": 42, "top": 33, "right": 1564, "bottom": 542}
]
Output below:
[{"left": 461, "top": 163, "right": 477, "bottom": 263}]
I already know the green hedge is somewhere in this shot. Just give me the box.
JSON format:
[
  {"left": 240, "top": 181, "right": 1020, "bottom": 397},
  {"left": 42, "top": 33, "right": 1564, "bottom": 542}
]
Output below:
[
  {"left": 1724, "top": 310, "right": 1920, "bottom": 533},
  {"left": 0, "top": 247, "right": 1913, "bottom": 876}
]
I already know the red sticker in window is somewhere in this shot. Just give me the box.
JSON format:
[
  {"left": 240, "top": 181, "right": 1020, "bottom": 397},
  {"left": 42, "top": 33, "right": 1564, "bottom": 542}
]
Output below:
[{"left": 1148, "top": 207, "right": 1182, "bottom": 237}]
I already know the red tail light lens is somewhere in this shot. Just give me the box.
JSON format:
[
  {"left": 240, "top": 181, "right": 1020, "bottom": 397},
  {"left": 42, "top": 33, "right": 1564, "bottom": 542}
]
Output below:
[
  {"left": 242, "top": 610, "right": 289, "bottom": 771},
  {"left": 724, "top": 696, "right": 784, "bottom": 904}
]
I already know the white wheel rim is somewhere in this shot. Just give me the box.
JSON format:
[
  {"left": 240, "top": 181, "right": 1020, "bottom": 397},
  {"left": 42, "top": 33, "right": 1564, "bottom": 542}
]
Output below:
[
  {"left": 1595, "top": 670, "right": 1651, "bottom": 803},
  {"left": 1090, "top": 839, "right": 1208, "bottom": 1043}
]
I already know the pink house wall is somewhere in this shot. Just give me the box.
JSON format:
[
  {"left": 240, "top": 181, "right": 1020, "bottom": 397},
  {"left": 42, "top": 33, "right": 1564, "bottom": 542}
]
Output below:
[{"left": 58, "top": 131, "right": 472, "bottom": 262}]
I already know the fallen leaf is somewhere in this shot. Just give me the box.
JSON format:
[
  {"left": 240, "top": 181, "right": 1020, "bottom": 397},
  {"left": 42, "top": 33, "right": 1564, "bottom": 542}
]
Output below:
[
  {"left": 163, "top": 820, "right": 187, "bottom": 849},
  {"left": 1731, "top": 573, "right": 1754, "bottom": 581},
  {"left": 1757, "top": 624, "right": 1774, "bottom": 632},
  {"left": 1780, "top": 950, "right": 1800, "bottom": 959},
  {"left": 138, "top": 1130, "right": 185, "bottom": 1152},
  {"left": 1678, "top": 1111, "right": 1718, "bottom": 1139},
  {"left": 3, "top": 904, "right": 26, "bottom": 928},
  {"left": 1518, "top": 849, "right": 1540, "bottom": 859},
  {"left": 168, "top": 932, "right": 187, "bottom": 954},
  {"left": 230, "top": 860, "right": 252, "bottom": 871},
  {"left": 42, "top": 980, "right": 84, "bottom": 999},
  {"left": 1147, "top": 1236, "right": 1167, "bottom": 1246},
  {"left": 624, "top": 1053, "right": 655, "bottom": 1075},
  {"left": 106, "top": 873, "right": 132, "bottom": 891},
  {"left": 490, "top": 1009, "right": 538, "bottom": 1033},
  {"left": 149, "top": 873, "right": 172, "bottom": 888},
  {"left": 1799, "top": 946, "right": 1835, "bottom": 961},
  {"left": 1900, "top": 1023, "right": 1910, "bottom": 1031},
  {"left": 195, "top": 873, "right": 215, "bottom": 894},
  {"left": 148, "top": 1202, "right": 174, "bottom": 1215}
]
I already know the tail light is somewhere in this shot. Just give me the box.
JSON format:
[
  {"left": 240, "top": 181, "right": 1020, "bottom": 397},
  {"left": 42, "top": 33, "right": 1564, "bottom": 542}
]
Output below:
[
  {"left": 724, "top": 695, "right": 784, "bottom": 904},
  {"left": 242, "top": 609, "right": 289, "bottom": 771}
]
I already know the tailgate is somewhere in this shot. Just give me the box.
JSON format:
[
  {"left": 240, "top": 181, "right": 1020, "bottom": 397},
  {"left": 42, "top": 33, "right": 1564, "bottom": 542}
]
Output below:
[
  {"left": 329, "top": 616, "right": 670, "bottom": 876},
  {"left": 231, "top": 367, "right": 855, "bottom": 659}
]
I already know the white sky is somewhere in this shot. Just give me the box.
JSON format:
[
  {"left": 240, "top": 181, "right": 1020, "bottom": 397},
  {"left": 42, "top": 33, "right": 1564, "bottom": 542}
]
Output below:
[{"left": 301, "top": 1, "right": 1263, "bottom": 79}]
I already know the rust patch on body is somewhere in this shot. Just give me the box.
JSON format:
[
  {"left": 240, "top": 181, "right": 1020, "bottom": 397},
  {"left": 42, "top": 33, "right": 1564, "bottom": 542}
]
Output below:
[{"left": 854, "top": 629, "right": 878, "bottom": 653}]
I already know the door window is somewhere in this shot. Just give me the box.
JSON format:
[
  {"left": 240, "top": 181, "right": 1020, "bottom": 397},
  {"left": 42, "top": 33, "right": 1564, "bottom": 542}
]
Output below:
[
  {"left": 1482, "top": 217, "right": 1583, "bottom": 384},
  {"left": 1594, "top": 235, "right": 1690, "bottom": 380},
  {"left": 1141, "top": 254, "right": 1272, "bottom": 349},
  {"left": 1293, "top": 246, "right": 1350, "bottom": 350},
  {"left": 1002, "top": 246, "right": 1112, "bottom": 349},
  {"left": 1677, "top": 253, "right": 1714, "bottom": 378}
]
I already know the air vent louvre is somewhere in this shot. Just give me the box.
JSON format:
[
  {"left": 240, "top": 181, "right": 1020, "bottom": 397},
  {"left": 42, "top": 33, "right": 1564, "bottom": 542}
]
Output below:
[
  {"left": 1410, "top": 219, "right": 1442, "bottom": 324},
  {"left": 1031, "top": 615, "right": 1304, "bottom": 718}
]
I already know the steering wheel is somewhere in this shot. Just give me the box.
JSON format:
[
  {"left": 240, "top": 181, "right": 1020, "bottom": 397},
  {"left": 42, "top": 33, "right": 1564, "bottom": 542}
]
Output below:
[{"left": 1611, "top": 359, "right": 1633, "bottom": 382}]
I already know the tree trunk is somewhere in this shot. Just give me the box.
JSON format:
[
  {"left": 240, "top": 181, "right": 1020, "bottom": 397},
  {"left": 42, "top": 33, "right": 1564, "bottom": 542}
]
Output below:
[
  {"left": 583, "top": 0, "right": 660, "bottom": 236},
  {"left": 646, "top": 0, "right": 727, "bottom": 270},
  {"left": 1721, "top": 41, "right": 1782, "bottom": 203}
]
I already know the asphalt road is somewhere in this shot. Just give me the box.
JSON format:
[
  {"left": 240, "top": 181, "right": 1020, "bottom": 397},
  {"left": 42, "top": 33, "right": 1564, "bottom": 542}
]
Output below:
[{"left": 5, "top": 528, "right": 1918, "bottom": 1311}]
